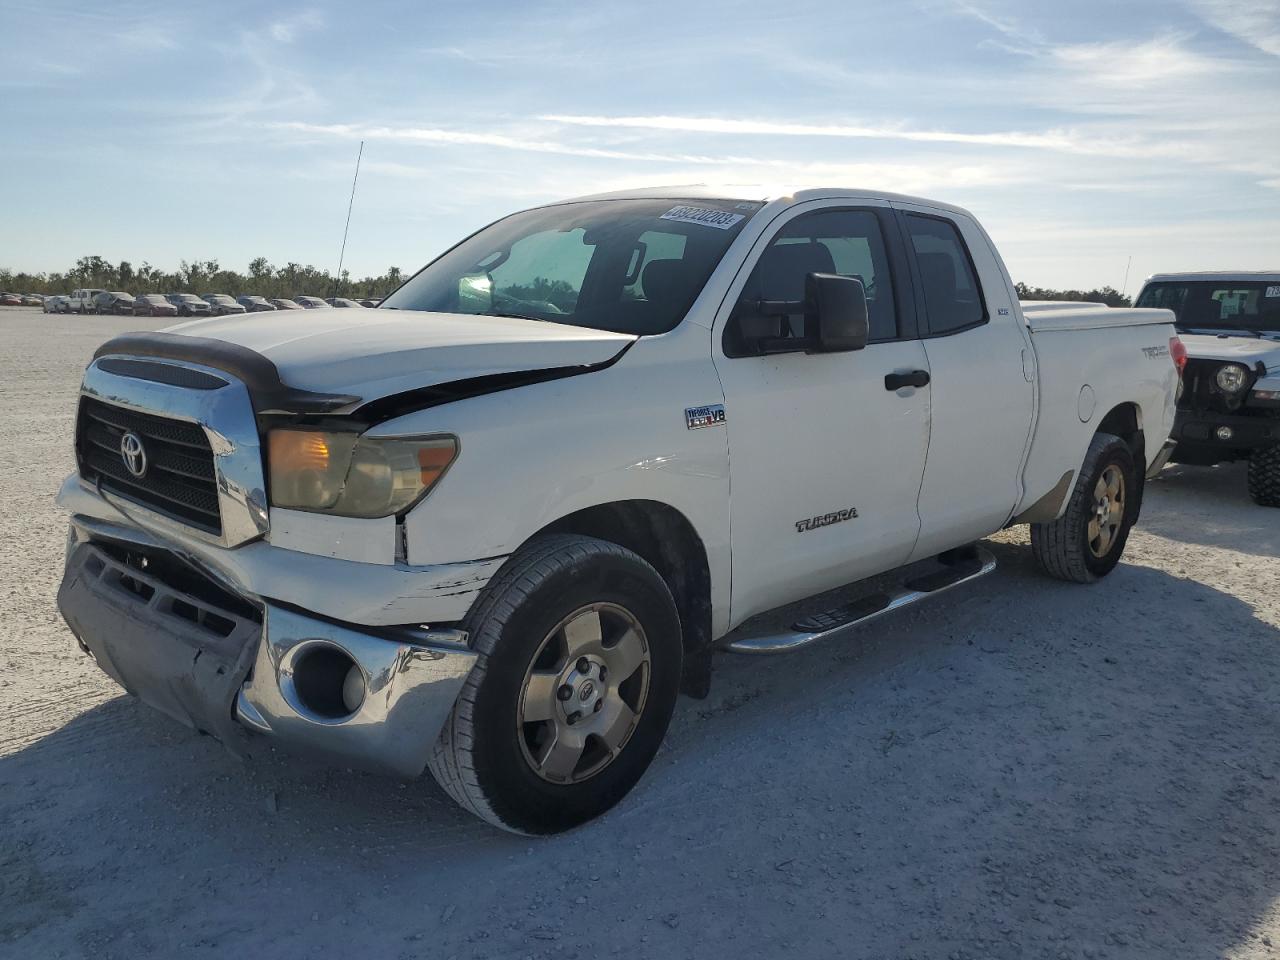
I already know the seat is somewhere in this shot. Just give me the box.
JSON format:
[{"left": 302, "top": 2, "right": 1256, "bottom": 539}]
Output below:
[
  {"left": 640, "top": 258, "right": 693, "bottom": 312},
  {"left": 917, "top": 252, "right": 964, "bottom": 330},
  {"left": 748, "top": 241, "right": 837, "bottom": 302},
  {"left": 737, "top": 242, "right": 838, "bottom": 340}
]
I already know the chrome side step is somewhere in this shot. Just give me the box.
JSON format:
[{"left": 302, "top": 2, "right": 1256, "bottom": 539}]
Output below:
[{"left": 725, "top": 546, "right": 997, "bottom": 655}]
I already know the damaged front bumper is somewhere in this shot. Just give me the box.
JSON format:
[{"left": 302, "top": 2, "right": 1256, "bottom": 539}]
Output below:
[{"left": 58, "top": 522, "right": 477, "bottom": 778}]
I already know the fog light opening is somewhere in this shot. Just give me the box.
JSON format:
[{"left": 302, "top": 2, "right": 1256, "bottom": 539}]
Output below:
[
  {"left": 342, "top": 663, "right": 367, "bottom": 714},
  {"left": 1216, "top": 425, "right": 1235, "bottom": 441},
  {"left": 291, "top": 644, "right": 363, "bottom": 720}
]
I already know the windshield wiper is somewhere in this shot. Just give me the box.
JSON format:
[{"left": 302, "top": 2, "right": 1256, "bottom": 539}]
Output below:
[
  {"left": 487, "top": 310, "right": 549, "bottom": 323},
  {"left": 1181, "top": 325, "right": 1261, "bottom": 338}
]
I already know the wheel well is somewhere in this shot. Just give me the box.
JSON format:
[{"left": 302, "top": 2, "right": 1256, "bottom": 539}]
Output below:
[
  {"left": 539, "top": 500, "right": 714, "bottom": 699},
  {"left": 1097, "top": 403, "right": 1145, "bottom": 470}
]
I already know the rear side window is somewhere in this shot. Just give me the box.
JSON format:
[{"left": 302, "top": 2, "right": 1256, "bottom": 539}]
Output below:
[{"left": 905, "top": 214, "right": 986, "bottom": 335}]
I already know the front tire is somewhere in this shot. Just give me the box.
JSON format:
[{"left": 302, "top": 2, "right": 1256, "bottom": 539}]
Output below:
[
  {"left": 1248, "top": 445, "right": 1280, "bottom": 507},
  {"left": 1031, "top": 432, "right": 1139, "bottom": 583},
  {"left": 427, "top": 534, "right": 682, "bottom": 834}
]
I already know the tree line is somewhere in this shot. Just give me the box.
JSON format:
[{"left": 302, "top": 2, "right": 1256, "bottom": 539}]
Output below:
[
  {"left": 1, "top": 255, "right": 1135, "bottom": 307},
  {"left": 1013, "top": 282, "right": 1131, "bottom": 307},
  {"left": 0, "top": 255, "right": 406, "bottom": 300}
]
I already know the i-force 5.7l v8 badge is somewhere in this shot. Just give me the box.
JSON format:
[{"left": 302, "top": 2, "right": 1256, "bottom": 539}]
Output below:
[{"left": 685, "top": 404, "right": 726, "bottom": 430}]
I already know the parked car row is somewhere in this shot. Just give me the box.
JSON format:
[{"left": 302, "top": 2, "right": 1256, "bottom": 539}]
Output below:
[
  {"left": 38, "top": 291, "right": 383, "bottom": 316},
  {"left": 1, "top": 292, "right": 46, "bottom": 307}
]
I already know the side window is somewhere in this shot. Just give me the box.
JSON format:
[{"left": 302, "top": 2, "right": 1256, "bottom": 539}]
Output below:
[
  {"left": 905, "top": 214, "right": 986, "bottom": 335},
  {"left": 731, "top": 209, "right": 898, "bottom": 351}
]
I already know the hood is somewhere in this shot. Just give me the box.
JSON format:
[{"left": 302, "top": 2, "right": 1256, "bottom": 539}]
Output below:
[
  {"left": 161, "top": 308, "right": 636, "bottom": 400},
  {"left": 1179, "top": 332, "right": 1280, "bottom": 371}
]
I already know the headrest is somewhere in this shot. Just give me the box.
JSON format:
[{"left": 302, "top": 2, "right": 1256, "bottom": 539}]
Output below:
[
  {"left": 641, "top": 259, "right": 691, "bottom": 307},
  {"left": 917, "top": 252, "right": 957, "bottom": 303},
  {"left": 751, "top": 241, "right": 837, "bottom": 302}
]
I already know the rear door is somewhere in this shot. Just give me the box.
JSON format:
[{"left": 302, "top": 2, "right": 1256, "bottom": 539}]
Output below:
[
  {"left": 891, "top": 203, "right": 1035, "bottom": 560},
  {"left": 713, "top": 200, "right": 932, "bottom": 624}
]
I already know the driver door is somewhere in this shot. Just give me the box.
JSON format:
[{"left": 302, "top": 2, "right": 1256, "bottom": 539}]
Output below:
[{"left": 713, "top": 201, "right": 931, "bottom": 626}]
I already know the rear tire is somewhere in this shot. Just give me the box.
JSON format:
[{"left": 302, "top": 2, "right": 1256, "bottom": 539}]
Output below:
[
  {"left": 1248, "top": 445, "right": 1280, "bottom": 507},
  {"left": 427, "top": 534, "right": 682, "bottom": 834},
  {"left": 1031, "top": 432, "right": 1139, "bottom": 583}
]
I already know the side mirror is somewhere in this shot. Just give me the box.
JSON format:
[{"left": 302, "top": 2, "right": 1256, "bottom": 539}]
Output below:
[{"left": 804, "top": 273, "right": 868, "bottom": 352}]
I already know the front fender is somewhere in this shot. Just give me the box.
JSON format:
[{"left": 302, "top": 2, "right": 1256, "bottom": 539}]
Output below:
[{"left": 379, "top": 324, "right": 733, "bottom": 636}]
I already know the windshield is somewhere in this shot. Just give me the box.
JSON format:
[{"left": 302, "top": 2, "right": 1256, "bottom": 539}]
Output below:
[
  {"left": 380, "top": 198, "right": 759, "bottom": 335},
  {"left": 1137, "top": 280, "right": 1280, "bottom": 334}
]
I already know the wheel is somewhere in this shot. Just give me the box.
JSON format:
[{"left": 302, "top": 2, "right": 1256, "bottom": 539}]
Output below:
[
  {"left": 1031, "top": 432, "right": 1139, "bottom": 583},
  {"left": 427, "top": 534, "right": 682, "bottom": 834},
  {"left": 1248, "top": 445, "right": 1280, "bottom": 507}
]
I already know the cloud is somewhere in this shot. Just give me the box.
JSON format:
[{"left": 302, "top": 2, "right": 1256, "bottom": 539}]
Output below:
[
  {"left": 542, "top": 112, "right": 1096, "bottom": 151},
  {"left": 1048, "top": 31, "right": 1223, "bottom": 88},
  {"left": 1186, "top": 0, "right": 1280, "bottom": 57},
  {"left": 268, "top": 9, "right": 324, "bottom": 43},
  {"left": 271, "top": 121, "right": 741, "bottom": 164}
]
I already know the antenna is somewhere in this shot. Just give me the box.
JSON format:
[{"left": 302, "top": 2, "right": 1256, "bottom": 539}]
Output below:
[
  {"left": 1120, "top": 255, "right": 1132, "bottom": 297},
  {"left": 335, "top": 140, "right": 364, "bottom": 296}
]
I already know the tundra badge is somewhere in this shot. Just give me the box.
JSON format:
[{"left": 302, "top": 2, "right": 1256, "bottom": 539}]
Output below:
[{"left": 796, "top": 508, "right": 858, "bottom": 533}]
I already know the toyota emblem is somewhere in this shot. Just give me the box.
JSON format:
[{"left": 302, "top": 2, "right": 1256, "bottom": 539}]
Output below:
[{"left": 119, "top": 431, "right": 148, "bottom": 478}]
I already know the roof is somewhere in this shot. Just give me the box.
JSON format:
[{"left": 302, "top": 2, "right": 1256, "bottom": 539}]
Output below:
[
  {"left": 553, "top": 184, "right": 974, "bottom": 218},
  {"left": 1144, "top": 271, "right": 1280, "bottom": 283}
]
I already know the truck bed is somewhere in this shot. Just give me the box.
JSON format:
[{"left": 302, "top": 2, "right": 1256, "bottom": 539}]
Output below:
[{"left": 1020, "top": 301, "right": 1174, "bottom": 332}]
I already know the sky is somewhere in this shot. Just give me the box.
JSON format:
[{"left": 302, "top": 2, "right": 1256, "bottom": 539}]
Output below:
[{"left": 2, "top": 0, "right": 1278, "bottom": 292}]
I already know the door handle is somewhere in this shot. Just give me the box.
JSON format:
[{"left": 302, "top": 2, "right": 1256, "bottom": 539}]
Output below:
[{"left": 885, "top": 370, "right": 930, "bottom": 391}]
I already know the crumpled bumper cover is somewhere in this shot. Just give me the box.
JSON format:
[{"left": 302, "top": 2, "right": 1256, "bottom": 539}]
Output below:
[
  {"left": 58, "top": 540, "right": 260, "bottom": 753},
  {"left": 57, "top": 534, "right": 477, "bottom": 778}
]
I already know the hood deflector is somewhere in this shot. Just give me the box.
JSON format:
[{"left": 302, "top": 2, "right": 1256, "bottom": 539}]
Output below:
[
  {"left": 95, "top": 332, "right": 361, "bottom": 415},
  {"left": 93, "top": 330, "right": 632, "bottom": 424}
]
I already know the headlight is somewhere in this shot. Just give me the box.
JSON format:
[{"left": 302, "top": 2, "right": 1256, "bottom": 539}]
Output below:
[
  {"left": 268, "top": 429, "right": 458, "bottom": 518},
  {"left": 1215, "top": 364, "right": 1248, "bottom": 393}
]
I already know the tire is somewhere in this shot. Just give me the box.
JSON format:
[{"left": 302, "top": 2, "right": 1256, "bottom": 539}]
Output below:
[
  {"left": 1031, "top": 432, "right": 1139, "bottom": 583},
  {"left": 427, "top": 534, "right": 682, "bottom": 834},
  {"left": 1248, "top": 445, "right": 1280, "bottom": 507}
]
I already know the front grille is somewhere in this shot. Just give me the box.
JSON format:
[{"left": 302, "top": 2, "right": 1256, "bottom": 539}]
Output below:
[
  {"left": 76, "top": 397, "right": 222, "bottom": 535},
  {"left": 1179, "top": 358, "right": 1261, "bottom": 415}
]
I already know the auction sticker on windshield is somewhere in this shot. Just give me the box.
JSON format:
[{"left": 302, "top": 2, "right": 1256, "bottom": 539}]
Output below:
[
  {"left": 1266, "top": 286, "right": 1280, "bottom": 298},
  {"left": 660, "top": 206, "right": 746, "bottom": 230}
]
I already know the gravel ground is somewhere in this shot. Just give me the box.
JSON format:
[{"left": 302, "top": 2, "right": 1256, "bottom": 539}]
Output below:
[{"left": 2, "top": 305, "right": 1280, "bottom": 959}]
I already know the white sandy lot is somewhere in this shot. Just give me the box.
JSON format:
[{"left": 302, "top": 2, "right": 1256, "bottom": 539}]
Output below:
[{"left": 2, "top": 306, "right": 1280, "bottom": 959}]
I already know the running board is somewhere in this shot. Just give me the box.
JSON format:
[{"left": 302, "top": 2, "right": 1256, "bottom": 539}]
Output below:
[{"left": 724, "top": 546, "right": 997, "bottom": 655}]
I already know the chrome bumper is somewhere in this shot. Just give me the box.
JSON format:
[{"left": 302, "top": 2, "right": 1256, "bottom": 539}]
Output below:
[
  {"left": 236, "top": 605, "right": 474, "bottom": 778},
  {"left": 58, "top": 528, "right": 476, "bottom": 779}
]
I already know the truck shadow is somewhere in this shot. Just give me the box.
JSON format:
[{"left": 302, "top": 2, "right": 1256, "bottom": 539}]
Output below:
[
  {"left": 3, "top": 539, "right": 1279, "bottom": 957},
  {"left": 1140, "top": 461, "right": 1280, "bottom": 558},
  {"left": 679, "top": 535, "right": 1280, "bottom": 957}
]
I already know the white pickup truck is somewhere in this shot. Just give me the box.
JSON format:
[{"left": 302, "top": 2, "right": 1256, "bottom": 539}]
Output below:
[
  {"left": 68, "top": 287, "right": 107, "bottom": 314},
  {"left": 56, "top": 187, "right": 1181, "bottom": 833}
]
